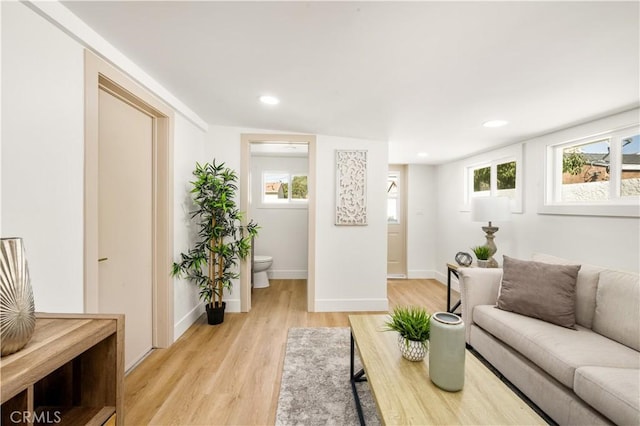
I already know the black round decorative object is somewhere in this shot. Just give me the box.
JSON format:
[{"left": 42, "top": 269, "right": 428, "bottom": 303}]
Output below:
[{"left": 455, "top": 252, "right": 473, "bottom": 267}]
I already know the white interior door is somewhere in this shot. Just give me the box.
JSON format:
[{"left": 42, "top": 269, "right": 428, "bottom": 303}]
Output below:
[
  {"left": 387, "top": 165, "right": 407, "bottom": 278},
  {"left": 98, "top": 88, "right": 153, "bottom": 371}
]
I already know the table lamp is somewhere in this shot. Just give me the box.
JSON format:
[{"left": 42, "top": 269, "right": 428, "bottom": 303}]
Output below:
[{"left": 471, "top": 196, "right": 511, "bottom": 268}]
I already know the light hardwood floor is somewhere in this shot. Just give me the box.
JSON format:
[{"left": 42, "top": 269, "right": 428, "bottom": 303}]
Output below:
[{"left": 124, "top": 278, "right": 453, "bottom": 425}]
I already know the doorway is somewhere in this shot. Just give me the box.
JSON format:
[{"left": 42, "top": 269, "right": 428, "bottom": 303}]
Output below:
[
  {"left": 97, "top": 87, "right": 153, "bottom": 370},
  {"left": 240, "top": 134, "right": 317, "bottom": 312},
  {"left": 387, "top": 165, "right": 407, "bottom": 278},
  {"left": 84, "top": 51, "right": 174, "bottom": 370}
]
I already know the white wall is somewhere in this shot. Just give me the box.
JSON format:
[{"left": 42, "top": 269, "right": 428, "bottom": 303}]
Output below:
[
  {"left": 434, "top": 108, "right": 640, "bottom": 289},
  {"left": 205, "top": 124, "right": 281, "bottom": 310},
  {"left": 314, "top": 135, "right": 388, "bottom": 311},
  {"left": 0, "top": 2, "right": 3, "bottom": 233},
  {"left": 406, "top": 165, "right": 437, "bottom": 278},
  {"left": 172, "top": 114, "right": 207, "bottom": 338},
  {"left": 2, "top": 2, "right": 208, "bottom": 341},
  {"left": 206, "top": 126, "right": 389, "bottom": 312},
  {"left": 26, "top": 1, "right": 207, "bottom": 131},
  {"left": 250, "top": 155, "right": 308, "bottom": 279},
  {"left": 2, "top": 1, "right": 85, "bottom": 312}
]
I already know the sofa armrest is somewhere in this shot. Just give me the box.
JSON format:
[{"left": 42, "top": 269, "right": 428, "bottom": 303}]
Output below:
[{"left": 458, "top": 267, "right": 503, "bottom": 343}]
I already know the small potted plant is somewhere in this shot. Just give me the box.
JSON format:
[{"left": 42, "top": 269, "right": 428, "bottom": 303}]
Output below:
[
  {"left": 384, "top": 306, "right": 431, "bottom": 362},
  {"left": 471, "top": 245, "right": 491, "bottom": 268}
]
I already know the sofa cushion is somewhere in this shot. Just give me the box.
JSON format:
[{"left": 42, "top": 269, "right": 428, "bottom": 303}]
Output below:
[
  {"left": 473, "top": 304, "right": 640, "bottom": 388},
  {"left": 497, "top": 256, "right": 580, "bottom": 328},
  {"left": 470, "top": 325, "right": 612, "bottom": 426},
  {"left": 574, "top": 366, "right": 640, "bottom": 426},
  {"left": 532, "top": 253, "right": 603, "bottom": 329},
  {"left": 592, "top": 269, "right": 640, "bottom": 351}
]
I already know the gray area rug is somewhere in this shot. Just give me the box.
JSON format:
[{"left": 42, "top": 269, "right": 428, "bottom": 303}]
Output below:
[{"left": 276, "top": 327, "right": 381, "bottom": 426}]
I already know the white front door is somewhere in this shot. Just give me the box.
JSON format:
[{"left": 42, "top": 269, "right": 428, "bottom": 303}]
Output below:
[
  {"left": 387, "top": 165, "right": 407, "bottom": 278},
  {"left": 98, "top": 87, "right": 153, "bottom": 371}
]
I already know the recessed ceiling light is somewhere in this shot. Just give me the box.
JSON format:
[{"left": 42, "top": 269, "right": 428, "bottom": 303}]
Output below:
[
  {"left": 418, "top": 152, "right": 429, "bottom": 158},
  {"left": 483, "top": 119, "right": 508, "bottom": 128},
  {"left": 259, "top": 95, "right": 280, "bottom": 105}
]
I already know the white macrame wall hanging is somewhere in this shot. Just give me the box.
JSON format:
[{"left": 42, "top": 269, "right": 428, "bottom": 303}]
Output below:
[{"left": 335, "top": 150, "right": 367, "bottom": 226}]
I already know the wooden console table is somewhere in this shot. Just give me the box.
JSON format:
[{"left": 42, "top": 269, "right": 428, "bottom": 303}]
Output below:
[
  {"left": 349, "top": 315, "right": 543, "bottom": 425},
  {"left": 1, "top": 313, "right": 124, "bottom": 425}
]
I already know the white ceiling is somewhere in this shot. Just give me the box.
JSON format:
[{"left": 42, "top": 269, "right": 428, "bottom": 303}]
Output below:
[{"left": 61, "top": 1, "right": 639, "bottom": 164}]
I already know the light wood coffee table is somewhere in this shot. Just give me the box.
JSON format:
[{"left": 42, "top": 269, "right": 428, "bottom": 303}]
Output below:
[{"left": 349, "top": 315, "right": 545, "bottom": 425}]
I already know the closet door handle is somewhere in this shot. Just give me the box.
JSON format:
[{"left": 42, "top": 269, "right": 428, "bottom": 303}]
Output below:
[{"left": 98, "top": 257, "right": 109, "bottom": 262}]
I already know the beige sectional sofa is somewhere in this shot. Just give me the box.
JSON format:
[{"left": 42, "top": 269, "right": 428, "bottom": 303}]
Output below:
[{"left": 458, "top": 253, "right": 640, "bottom": 425}]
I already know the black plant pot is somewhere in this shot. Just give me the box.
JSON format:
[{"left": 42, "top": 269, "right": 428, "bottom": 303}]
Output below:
[{"left": 206, "top": 302, "right": 226, "bottom": 325}]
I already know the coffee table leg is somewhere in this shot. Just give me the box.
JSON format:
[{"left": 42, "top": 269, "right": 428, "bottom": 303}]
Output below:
[
  {"left": 447, "top": 266, "right": 452, "bottom": 312},
  {"left": 447, "top": 267, "right": 461, "bottom": 314},
  {"left": 350, "top": 331, "right": 367, "bottom": 426}
]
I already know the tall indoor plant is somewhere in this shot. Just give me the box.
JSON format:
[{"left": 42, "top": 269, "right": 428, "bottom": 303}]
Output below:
[{"left": 172, "top": 160, "right": 258, "bottom": 325}]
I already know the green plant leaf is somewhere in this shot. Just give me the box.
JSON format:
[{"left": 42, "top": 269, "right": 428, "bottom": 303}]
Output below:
[
  {"left": 383, "top": 306, "right": 431, "bottom": 342},
  {"left": 471, "top": 245, "right": 491, "bottom": 260},
  {"left": 172, "top": 159, "right": 259, "bottom": 305}
]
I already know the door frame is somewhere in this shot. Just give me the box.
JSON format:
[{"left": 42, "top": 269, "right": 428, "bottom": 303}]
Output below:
[
  {"left": 240, "top": 134, "right": 317, "bottom": 312},
  {"left": 387, "top": 164, "right": 408, "bottom": 278},
  {"left": 84, "top": 51, "right": 174, "bottom": 347}
]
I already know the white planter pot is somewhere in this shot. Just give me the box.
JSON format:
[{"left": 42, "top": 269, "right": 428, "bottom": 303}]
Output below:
[{"left": 397, "top": 334, "right": 428, "bottom": 362}]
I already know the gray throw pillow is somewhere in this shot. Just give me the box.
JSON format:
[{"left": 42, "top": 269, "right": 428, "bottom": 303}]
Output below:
[{"left": 497, "top": 256, "right": 581, "bottom": 329}]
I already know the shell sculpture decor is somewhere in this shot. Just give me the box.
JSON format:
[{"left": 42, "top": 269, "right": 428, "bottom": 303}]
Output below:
[{"left": 0, "top": 238, "right": 36, "bottom": 356}]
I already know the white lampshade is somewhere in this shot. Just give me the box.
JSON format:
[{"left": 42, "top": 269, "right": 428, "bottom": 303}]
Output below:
[{"left": 471, "top": 196, "right": 511, "bottom": 223}]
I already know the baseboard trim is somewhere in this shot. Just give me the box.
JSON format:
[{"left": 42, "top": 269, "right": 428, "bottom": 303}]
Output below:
[
  {"left": 434, "top": 270, "right": 448, "bottom": 287},
  {"left": 224, "top": 298, "right": 241, "bottom": 313},
  {"left": 387, "top": 273, "right": 407, "bottom": 279},
  {"left": 173, "top": 304, "right": 202, "bottom": 341},
  {"left": 436, "top": 270, "right": 460, "bottom": 292},
  {"left": 269, "top": 269, "right": 308, "bottom": 279},
  {"left": 407, "top": 269, "right": 437, "bottom": 279},
  {"left": 315, "top": 298, "right": 389, "bottom": 312}
]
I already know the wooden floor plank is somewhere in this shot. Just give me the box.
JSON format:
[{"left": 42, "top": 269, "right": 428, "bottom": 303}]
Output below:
[{"left": 125, "top": 278, "right": 451, "bottom": 425}]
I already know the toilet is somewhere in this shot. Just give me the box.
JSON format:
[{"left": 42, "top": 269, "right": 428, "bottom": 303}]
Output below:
[{"left": 253, "top": 255, "right": 273, "bottom": 288}]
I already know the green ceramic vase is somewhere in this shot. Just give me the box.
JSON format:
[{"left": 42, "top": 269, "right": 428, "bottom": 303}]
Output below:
[{"left": 429, "top": 312, "right": 465, "bottom": 391}]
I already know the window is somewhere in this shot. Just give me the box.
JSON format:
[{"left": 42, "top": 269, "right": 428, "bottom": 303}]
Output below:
[
  {"left": 496, "top": 161, "right": 517, "bottom": 194},
  {"left": 473, "top": 166, "right": 491, "bottom": 194},
  {"left": 262, "top": 171, "right": 308, "bottom": 204},
  {"left": 464, "top": 143, "right": 523, "bottom": 213},
  {"left": 469, "top": 159, "right": 518, "bottom": 199},
  {"left": 621, "top": 135, "right": 640, "bottom": 197},
  {"left": 559, "top": 138, "right": 611, "bottom": 202},
  {"left": 542, "top": 125, "right": 639, "bottom": 217},
  {"left": 469, "top": 160, "right": 518, "bottom": 198},
  {"left": 290, "top": 175, "right": 309, "bottom": 200},
  {"left": 387, "top": 172, "right": 400, "bottom": 223}
]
